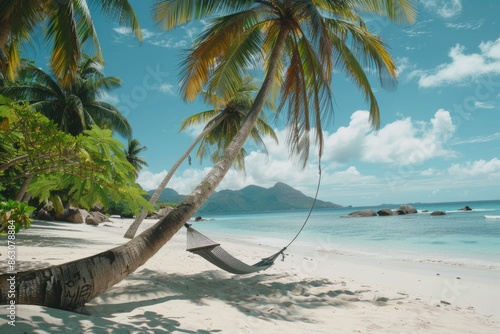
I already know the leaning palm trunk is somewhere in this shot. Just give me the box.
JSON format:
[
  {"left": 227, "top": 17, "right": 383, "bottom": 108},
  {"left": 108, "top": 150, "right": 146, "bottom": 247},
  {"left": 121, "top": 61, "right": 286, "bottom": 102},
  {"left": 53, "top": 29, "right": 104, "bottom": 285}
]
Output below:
[
  {"left": 123, "top": 116, "right": 225, "bottom": 239},
  {"left": 0, "top": 30, "right": 287, "bottom": 310},
  {"left": 14, "top": 174, "right": 33, "bottom": 201}
]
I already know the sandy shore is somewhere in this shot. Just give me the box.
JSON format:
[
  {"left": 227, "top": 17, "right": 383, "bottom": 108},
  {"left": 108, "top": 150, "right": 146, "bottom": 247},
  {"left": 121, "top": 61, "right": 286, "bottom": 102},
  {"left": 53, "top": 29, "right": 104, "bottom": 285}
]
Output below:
[{"left": 1, "top": 218, "right": 499, "bottom": 333}]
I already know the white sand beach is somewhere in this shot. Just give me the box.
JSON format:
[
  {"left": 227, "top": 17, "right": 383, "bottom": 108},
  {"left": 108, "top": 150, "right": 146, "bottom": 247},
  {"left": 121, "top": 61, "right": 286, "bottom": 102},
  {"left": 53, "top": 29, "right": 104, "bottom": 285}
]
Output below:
[{"left": 1, "top": 218, "right": 499, "bottom": 333}]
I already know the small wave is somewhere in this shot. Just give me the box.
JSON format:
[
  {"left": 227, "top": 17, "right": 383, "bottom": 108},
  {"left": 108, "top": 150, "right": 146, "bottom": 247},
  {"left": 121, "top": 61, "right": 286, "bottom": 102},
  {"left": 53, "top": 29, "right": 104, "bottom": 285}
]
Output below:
[{"left": 485, "top": 215, "right": 500, "bottom": 219}]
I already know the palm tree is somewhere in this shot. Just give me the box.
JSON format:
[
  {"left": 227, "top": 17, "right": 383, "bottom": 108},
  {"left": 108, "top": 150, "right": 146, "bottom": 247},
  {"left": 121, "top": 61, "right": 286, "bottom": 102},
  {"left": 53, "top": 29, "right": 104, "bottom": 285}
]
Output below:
[
  {"left": 186, "top": 76, "right": 277, "bottom": 170},
  {"left": 125, "top": 138, "right": 149, "bottom": 177},
  {"left": 0, "top": 0, "right": 141, "bottom": 88},
  {"left": 123, "top": 76, "right": 278, "bottom": 238},
  {"left": 0, "top": 1, "right": 417, "bottom": 311},
  {"left": 0, "top": 56, "right": 132, "bottom": 137}
]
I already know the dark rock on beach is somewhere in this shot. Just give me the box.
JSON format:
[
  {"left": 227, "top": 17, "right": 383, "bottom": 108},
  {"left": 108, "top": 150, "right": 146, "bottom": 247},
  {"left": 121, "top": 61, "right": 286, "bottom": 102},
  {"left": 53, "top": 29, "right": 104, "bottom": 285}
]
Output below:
[
  {"left": 67, "top": 208, "right": 90, "bottom": 224},
  {"left": 458, "top": 205, "right": 472, "bottom": 211},
  {"left": 34, "top": 203, "right": 111, "bottom": 225},
  {"left": 85, "top": 216, "right": 99, "bottom": 226},
  {"left": 36, "top": 208, "right": 53, "bottom": 221}
]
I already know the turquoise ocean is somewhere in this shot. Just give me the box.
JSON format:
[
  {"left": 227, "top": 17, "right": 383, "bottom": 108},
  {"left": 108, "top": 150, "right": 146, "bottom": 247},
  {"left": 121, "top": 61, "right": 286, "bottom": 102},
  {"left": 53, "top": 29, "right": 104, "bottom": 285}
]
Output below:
[{"left": 191, "top": 200, "right": 500, "bottom": 269}]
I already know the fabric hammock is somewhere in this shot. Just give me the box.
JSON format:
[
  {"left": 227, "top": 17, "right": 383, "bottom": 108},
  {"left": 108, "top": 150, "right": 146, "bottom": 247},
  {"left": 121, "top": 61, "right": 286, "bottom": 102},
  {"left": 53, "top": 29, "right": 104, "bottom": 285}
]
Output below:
[
  {"left": 186, "top": 225, "right": 285, "bottom": 275},
  {"left": 185, "top": 163, "right": 322, "bottom": 275}
]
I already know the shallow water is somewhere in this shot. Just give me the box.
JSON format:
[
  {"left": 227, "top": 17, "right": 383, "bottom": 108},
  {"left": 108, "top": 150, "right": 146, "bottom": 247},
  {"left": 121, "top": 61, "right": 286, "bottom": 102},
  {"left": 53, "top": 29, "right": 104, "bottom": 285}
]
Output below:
[{"left": 191, "top": 200, "right": 500, "bottom": 269}]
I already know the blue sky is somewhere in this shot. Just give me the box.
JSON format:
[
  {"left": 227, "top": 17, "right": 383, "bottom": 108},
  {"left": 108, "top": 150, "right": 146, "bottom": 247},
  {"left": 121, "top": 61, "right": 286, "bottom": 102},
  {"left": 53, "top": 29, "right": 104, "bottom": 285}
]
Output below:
[{"left": 36, "top": 0, "right": 500, "bottom": 206}]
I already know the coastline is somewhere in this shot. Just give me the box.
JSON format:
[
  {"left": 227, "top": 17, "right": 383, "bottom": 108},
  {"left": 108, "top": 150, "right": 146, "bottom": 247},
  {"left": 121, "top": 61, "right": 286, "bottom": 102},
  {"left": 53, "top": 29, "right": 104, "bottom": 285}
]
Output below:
[{"left": 0, "top": 218, "right": 498, "bottom": 333}]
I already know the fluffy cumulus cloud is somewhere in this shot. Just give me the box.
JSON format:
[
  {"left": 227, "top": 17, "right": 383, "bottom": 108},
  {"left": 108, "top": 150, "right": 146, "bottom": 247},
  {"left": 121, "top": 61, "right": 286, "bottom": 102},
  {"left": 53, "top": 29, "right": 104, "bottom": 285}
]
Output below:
[
  {"left": 137, "top": 110, "right": 458, "bottom": 203},
  {"left": 137, "top": 168, "right": 207, "bottom": 195},
  {"left": 322, "top": 109, "right": 456, "bottom": 165},
  {"left": 420, "top": 0, "right": 462, "bottom": 18},
  {"left": 447, "top": 158, "right": 500, "bottom": 178},
  {"left": 413, "top": 37, "right": 500, "bottom": 87}
]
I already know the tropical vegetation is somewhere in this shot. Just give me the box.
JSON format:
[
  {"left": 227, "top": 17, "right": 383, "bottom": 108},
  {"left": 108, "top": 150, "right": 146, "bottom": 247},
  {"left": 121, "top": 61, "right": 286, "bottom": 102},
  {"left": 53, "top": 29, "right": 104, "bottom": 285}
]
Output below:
[
  {"left": 0, "top": 96, "right": 150, "bottom": 215},
  {"left": 0, "top": 199, "right": 35, "bottom": 235}
]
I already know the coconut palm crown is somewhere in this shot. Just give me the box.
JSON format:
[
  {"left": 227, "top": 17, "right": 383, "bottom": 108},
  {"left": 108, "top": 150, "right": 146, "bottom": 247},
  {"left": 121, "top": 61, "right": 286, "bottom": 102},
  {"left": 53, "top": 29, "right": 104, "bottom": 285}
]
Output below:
[
  {"left": 156, "top": 0, "right": 417, "bottom": 166},
  {"left": 0, "top": 56, "right": 132, "bottom": 137},
  {"left": 180, "top": 76, "right": 278, "bottom": 170}
]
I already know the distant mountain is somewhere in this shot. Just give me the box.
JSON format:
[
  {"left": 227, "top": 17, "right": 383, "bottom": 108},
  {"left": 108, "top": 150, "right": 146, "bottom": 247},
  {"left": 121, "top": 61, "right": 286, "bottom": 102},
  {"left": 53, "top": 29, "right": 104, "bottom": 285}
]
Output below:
[
  {"left": 151, "top": 188, "right": 184, "bottom": 204},
  {"left": 149, "top": 182, "right": 342, "bottom": 214}
]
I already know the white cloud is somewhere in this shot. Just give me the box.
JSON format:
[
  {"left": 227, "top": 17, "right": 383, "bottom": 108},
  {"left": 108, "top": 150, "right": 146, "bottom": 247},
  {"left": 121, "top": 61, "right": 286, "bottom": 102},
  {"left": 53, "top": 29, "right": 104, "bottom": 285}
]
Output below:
[
  {"left": 182, "top": 26, "right": 201, "bottom": 40},
  {"left": 113, "top": 27, "right": 132, "bottom": 35},
  {"left": 113, "top": 26, "right": 188, "bottom": 48},
  {"left": 322, "top": 109, "right": 456, "bottom": 165},
  {"left": 474, "top": 101, "right": 495, "bottom": 109},
  {"left": 141, "top": 29, "right": 156, "bottom": 40},
  {"left": 421, "top": 0, "right": 462, "bottom": 18},
  {"left": 420, "top": 168, "right": 439, "bottom": 176},
  {"left": 137, "top": 168, "right": 213, "bottom": 195},
  {"left": 158, "top": 83, "right": 175, "bottom": 95},
  {"left": 453, "top": 132, "right": 500, "bottom": 145},
  {"left": 113, "top": 27, "right": 155, "bottom": 40},
  {"left": 480, "top": 38, "right": 500, "bottom": 59},
  {"left": 99, "top": 91, "right": 119, "bottom": 104},
  {"left": 396, "top": 57, "right": 412, "bottom": 76},
  {"left": 413, "top": 38, "right": 500, "bottom": 87},
  {"left": 448, "top": 158, "right": 500, "bottom": 178},
  {"left": 147, "top": 38, "right": 188, "bottom": 49},
  {"left": 446, "top": 19, "right": 483, "bottom": 30},
  {"left": 137, "top": 170, "right": 168, "bottom": 191},
  {"left": 137, "top": 110, "right": 458, "bottom": 203},
  {"left": 403, "top": 19, "right": 434, "bottom": 38},
  {"left": 182, "top": 123, "right": 206, "bottom": 139}
]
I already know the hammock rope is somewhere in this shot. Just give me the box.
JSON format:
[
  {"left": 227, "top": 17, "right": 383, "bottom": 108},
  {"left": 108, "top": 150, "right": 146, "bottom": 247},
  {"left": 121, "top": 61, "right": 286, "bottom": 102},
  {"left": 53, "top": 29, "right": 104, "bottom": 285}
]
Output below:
[{"left": 185, "top": 161, "right": 322, "bottom": 275}]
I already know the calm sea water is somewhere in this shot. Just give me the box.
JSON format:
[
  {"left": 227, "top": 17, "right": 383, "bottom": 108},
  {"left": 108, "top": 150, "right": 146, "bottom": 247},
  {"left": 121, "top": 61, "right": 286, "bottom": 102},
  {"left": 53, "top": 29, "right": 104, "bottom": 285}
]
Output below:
[{"left": 192, "top": 200, "right": 500, "bottom": 269}]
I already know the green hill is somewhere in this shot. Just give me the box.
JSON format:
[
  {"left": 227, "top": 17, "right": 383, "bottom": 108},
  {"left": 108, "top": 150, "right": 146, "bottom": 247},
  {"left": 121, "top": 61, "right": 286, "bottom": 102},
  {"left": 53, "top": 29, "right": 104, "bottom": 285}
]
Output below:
[{"left": 149, "top": 182, "right": 342, "bottom": 214}]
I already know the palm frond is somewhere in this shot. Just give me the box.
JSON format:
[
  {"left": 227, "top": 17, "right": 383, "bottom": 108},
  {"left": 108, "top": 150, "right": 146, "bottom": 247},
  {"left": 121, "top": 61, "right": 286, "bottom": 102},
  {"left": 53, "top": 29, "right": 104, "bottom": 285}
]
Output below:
[
  {"left": 154, "top": 0, "right": 255, "bottom": 30},
  {"left": 89, "top": 0, "right": 142, "bottom": 41},
  {"left": 356, "top": 0, "right": 418, "bottom": 25},
  {"left": 85, "top": 102, "right": 133, "bottom": 138},
  {"left": 44, "top": 1, "right": 81, "bottom": 88}
]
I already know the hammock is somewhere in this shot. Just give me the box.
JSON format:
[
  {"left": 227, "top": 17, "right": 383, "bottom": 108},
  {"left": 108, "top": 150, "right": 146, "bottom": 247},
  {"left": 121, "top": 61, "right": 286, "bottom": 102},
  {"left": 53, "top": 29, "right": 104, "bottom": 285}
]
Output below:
[
  {"left": 186, "top": 225, "right": 285, "bottom": 274},
  {"left": 185, "top": 163, "right": 322, "bottom": 275}
]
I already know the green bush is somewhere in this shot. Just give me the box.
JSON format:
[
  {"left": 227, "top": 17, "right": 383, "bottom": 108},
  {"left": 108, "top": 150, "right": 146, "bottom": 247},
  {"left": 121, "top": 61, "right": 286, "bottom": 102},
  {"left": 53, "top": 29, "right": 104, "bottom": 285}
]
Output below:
[{"left": 0, "top": 199, "right": 35, "bottom": 235}]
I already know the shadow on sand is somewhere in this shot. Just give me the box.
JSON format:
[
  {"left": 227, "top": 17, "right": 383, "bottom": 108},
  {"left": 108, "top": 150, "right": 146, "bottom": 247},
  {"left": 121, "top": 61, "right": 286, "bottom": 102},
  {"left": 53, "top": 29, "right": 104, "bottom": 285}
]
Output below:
[{"left": 1, "top": 268, "right": 405, "bottom": 333}]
